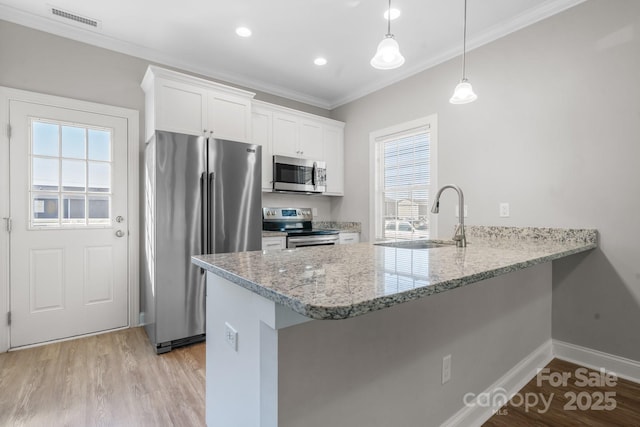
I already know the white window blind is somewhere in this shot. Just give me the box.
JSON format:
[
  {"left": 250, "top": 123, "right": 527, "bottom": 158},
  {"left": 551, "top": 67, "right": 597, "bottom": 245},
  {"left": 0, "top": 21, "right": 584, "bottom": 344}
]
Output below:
[{"left": 378, "top": 128, "right": 431, "bottom": 240}]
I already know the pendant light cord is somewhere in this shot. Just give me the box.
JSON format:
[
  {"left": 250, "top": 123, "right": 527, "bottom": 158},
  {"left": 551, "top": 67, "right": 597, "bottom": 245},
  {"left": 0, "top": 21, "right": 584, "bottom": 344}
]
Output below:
[
  {"left": 387, "top": 0, "right": 392, "bottom": 36},
  {"left": 461, "top": 0, "right": 468, "bottom": 80}
]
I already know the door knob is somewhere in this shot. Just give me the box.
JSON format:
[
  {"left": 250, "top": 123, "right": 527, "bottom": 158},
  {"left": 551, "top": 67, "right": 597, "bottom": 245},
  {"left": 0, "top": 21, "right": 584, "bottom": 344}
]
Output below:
[
  {"left": 116, "top": 216, "right": 124, "bottom": 223},
  {"left": 115, "top": 230, "right": 125, "bottom": 238}
]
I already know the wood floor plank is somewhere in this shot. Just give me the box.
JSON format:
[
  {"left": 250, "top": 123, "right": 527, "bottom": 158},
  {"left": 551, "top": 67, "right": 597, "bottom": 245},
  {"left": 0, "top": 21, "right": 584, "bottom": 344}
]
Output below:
[
  {"left": 0, "top": 327, "right": 205, "bottom": 427},
  {"left": 483, "top": 358, "right": 640, "bottom": 427}
]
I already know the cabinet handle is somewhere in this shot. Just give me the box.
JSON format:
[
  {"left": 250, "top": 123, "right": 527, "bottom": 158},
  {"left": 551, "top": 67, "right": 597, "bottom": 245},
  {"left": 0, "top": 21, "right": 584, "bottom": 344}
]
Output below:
[
  {"left": 300, "top": 151, "right": 304, "bottom": 155},
  {"left": 203, "top": 129, "right": 207, "bottom": 134}
]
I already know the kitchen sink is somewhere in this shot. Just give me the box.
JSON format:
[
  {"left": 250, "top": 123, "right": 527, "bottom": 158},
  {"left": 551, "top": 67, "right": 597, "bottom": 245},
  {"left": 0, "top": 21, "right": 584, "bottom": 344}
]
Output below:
[{"left": 374, "top": 240, "right": 456, "bottom": 249}]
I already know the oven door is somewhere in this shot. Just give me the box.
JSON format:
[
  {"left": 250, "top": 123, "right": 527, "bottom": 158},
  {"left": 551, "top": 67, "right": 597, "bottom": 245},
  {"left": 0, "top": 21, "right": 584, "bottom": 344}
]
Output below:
[
  {"left": 273, "top": 155, "right": 326, "bottom": 193},
  {"left": 287, "top": 235, "right": 339, "bottom": 249}
]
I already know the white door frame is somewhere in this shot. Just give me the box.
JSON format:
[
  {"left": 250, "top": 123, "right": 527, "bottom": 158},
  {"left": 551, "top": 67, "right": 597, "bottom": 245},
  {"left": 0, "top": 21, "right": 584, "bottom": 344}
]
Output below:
[{"left": 0, "top": 86, "right": 139, "bottom": 352}]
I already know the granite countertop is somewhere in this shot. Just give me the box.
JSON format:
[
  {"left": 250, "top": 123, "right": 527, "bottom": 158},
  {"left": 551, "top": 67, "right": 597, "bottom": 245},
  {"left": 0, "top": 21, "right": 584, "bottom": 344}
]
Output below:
[{"left": 193, "top": 226, "right": 597, "bottom": 320}]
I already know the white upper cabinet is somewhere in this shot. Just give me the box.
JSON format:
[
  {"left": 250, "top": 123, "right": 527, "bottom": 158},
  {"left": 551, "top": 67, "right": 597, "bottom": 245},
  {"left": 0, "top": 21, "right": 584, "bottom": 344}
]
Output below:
[
  {"left": 251, "top": 106, "right": 274, "bottom": 191},
  {"left": 272, "top": 112, "right": 299, "bottom": 157},
  {"left": 206, "top": 92, "right": 252, "bottom": 142},
  {"left": 272, "top": 112, "right": 324, "bottom": 160},
  {"left": 323, "top": 125, "right": 344, "bottom": 196},
  {"left": 254, "top": 100, "right": 345, "bottom": 195},
  {"left": 141, "top": 66, "right": 254, "bottom": 142},
  {"left": 298, "top": 119, "right": 324, "bottom": 159}
]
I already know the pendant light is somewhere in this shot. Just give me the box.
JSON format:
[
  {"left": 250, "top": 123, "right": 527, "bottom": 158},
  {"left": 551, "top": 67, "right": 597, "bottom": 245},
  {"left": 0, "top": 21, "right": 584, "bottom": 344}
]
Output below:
[
  {"left": 370, "top": 0, "right": 405, "bottom": 70},
  {"left": 450, "top": 0, "right": 478, "bottom": 104}
]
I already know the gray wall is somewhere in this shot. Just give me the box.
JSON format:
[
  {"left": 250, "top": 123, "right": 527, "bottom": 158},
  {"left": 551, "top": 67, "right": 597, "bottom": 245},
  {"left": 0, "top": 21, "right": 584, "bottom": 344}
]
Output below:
[
  {"left": 0, "top": 19, "right": 334, "bottom": 311},
  {"left": 331, "top": 0, "right": 640, "bottom": 361}
]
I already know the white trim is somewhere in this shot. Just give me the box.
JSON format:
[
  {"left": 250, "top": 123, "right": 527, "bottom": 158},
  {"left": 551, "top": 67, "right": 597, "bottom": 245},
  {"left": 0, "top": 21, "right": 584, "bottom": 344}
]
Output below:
[
  {"left": 553, "top": 339, "right": 640, "bottom": 384},
  {"left": 368, "top": 115, "right": 438, "bottom": 243},
  {"left": 441, "top": 340, "right": 554, "bottom": 427},
  {"left": 0, "top": 86, "right": 139, "bottom": 352},
  {"left": 0, "top": 1, "right": 587, "bottom": 110},
  {"left": 6, "top": 325, "right": 129, "bottom": 352}
]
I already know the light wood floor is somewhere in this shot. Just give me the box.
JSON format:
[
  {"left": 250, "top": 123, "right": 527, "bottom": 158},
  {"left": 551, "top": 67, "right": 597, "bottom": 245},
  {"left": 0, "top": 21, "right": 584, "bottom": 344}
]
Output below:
[
  {"left": 0, "top": 327, "right": 205, "bottom": 427},
  {"left": 484, "top": 358, "right": 640, "bottom": 426},
  {"left": 2, "top": 329, "right": 639, "bottom": 426}
]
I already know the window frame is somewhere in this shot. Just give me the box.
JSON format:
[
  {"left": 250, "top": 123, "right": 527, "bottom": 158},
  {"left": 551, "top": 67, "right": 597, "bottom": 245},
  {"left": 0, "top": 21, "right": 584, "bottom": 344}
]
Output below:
[{"left": 369, "top": 115, "right": 438, "bottom": 242}]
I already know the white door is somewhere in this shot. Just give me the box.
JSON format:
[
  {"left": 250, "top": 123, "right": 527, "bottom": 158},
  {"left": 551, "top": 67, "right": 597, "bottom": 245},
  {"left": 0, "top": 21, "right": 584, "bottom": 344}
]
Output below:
[{"left": 9, "top": 100, "right": 129, "bottom": 348}]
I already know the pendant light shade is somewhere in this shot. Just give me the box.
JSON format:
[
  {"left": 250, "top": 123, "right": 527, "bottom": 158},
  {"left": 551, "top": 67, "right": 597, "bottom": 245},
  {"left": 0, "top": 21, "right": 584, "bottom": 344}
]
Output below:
[
  {"left": 449, "top": 79, "right": 477, "bottom": 104},
  {"left": 371, "top": 0, "right": 404, "bottom": 70},
  {"left": 370, "top": 35, "right": 405, "bottom": 70},
  {"left": 450, "top": 0, "right": 477, "bottom": 104}
]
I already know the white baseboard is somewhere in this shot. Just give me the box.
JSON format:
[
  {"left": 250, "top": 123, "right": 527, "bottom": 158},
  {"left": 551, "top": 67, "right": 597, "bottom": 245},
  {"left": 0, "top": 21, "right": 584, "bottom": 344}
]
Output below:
[
  {"left": 553, "top": 339, "right": 640, "bottom": 384},
  {"left": 441, "top": 339, "right": 640, "bottom": 427},
  {"left": 441, "top": 339, "right": 554, "bottom": 427}
]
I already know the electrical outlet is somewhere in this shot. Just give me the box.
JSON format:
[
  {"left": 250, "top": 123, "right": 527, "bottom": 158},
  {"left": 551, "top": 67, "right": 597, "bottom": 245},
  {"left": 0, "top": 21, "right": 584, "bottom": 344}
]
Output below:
[
  {"left": 499, "top": 202, "right": 510, "bottom": 218},
  {"left": 455, "top": 205, "right": 468, "bottom": 218},
  {"left": 312, "top": 207, "right": 318, "bottom": 216},
  {"left": 442, "top": 354, "right": 452, "bottom": 384},
  {"left": 224, "top": 322, "right": 238, "bottom": 352}
]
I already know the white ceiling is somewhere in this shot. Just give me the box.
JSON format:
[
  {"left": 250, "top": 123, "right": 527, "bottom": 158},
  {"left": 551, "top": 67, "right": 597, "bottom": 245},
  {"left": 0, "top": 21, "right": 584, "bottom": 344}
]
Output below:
[{"left": 1, "top": 0, "right": 585, "bottom": 109}]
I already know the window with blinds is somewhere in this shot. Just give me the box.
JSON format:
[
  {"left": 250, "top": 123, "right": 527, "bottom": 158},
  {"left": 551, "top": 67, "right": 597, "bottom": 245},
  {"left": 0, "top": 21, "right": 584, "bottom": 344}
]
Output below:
[{"left": 376, "top": 126, "right": 432, "bottom": 241}]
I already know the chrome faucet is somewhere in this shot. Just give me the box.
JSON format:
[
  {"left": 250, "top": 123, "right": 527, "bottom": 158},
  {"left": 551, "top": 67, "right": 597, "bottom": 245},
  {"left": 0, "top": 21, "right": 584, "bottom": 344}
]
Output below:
[{"left": 431, "top": 185, "right": 467, "bottom": 248}]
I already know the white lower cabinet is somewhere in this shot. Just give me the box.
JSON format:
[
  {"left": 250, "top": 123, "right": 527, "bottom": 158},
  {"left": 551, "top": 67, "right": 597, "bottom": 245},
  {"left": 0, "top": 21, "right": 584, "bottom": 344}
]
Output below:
[
  {"left": 262, "top": 236, "right": 286, "bottom": 250},
  {"left": 339, "top": 232, "right": 360, "bottom": 244}
]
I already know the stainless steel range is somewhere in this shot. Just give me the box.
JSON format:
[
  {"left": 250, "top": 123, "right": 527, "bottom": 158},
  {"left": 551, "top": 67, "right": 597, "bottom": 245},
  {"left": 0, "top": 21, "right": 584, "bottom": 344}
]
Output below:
[{"left": 262, "top": 207, "right": 339, "bottom": 248}]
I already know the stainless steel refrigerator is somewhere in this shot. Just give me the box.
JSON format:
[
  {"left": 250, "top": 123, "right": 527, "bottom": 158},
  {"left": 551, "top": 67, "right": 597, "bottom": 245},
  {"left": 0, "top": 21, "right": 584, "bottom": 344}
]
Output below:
[{"left": 143, "top": 130, "right": 262, "bottom": 354}]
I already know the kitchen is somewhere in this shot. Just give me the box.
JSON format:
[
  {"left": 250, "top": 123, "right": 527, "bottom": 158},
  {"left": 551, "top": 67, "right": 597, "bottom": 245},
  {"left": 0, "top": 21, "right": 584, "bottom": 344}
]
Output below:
[{"left": 1, "top": 0, "right": 640, "bottom": 426}]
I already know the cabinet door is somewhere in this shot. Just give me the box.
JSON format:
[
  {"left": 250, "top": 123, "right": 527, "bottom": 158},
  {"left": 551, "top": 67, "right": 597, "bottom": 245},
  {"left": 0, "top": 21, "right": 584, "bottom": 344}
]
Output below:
[
  {"left": 207, "top": 92, "right": 251, "bottom": 142},
  {"left": 272, "top": 113, "right": 299, "bottom": 157},
  {"left": 299, "top": 120, "right": 324, "bottom": 159},
  {"left": 324, "top": 125, "right": 344, "bottom": 195},
  {"left": 339, "top": 233, "right": 360, "bottom": 244},
  {"left": 156, "top": 79, "right": 206, "bottom": 136},
  {"left": 252, "top": 108, "right": 273, "bottom": 191},
  {"left": 262, "top": 236, "right": 285, "bottom": 250}
]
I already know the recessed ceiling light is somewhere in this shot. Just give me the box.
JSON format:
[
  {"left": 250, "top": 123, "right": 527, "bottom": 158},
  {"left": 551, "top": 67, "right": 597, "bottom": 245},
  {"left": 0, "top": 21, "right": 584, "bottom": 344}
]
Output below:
[
  {"left": 384, "top": 8, "right": 401, "bottom": 20},
  {"left": 235, "top": 27, "right": 252, "bottom": 38},
  {"left": 314, "top": 57, "right": 328, "bottom": 66}
]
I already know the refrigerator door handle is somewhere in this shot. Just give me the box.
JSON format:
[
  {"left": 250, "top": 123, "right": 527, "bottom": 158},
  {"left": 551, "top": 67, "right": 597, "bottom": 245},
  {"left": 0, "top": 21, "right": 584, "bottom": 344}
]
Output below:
[
  {"left": 200, "top": 172, "right": 207, "bottom": 273},
  {"left": 208, "top": 171, "right": 215, "bottom": 254}
]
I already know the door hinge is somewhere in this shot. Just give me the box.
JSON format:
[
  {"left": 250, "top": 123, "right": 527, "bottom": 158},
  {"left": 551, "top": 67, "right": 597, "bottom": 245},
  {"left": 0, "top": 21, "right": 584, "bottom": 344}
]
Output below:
[
  {"left": 3, "top": 217, "right": 11, "bottom": 233},
  {"left": 7, "top": 312, "right": 11, "bottom": 326},
  {"left": 6, "top": 124, "right": 11, "bottom": 139}
]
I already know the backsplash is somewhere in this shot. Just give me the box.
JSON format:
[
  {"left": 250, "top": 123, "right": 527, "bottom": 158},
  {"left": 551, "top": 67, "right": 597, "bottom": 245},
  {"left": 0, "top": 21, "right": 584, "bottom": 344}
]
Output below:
[
  {"left": 313, "top": 221, "right": 361, "bottom": 233},
  {"left": 465, "top": 226, "right": 598, "bottom": 244}
]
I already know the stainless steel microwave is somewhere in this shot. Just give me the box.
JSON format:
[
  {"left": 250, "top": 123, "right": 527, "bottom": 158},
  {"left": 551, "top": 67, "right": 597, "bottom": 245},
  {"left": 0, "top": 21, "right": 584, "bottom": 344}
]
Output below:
[{"left": 273, "top": 155, "right": 326, "bottom": 193}]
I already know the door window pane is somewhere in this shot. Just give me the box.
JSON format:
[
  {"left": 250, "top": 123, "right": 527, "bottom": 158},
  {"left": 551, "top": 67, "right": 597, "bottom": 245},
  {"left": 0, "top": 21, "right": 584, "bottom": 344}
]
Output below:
[
  {"left": 88, "top": 196, "right": 110, "bottom": 224},
  {"left": 62, "top": 195, "right": 86, "bottom": 223},
  {"left": 88, "top": 129, "right": 111, "bottom": 161},
  {"left": 61, "top": 126, "right": 86, "bottom": 159},
  {"left": 88, "top": 162, "right": 110, "bottom": 192},
  {"left": 32, "top": 122, "right": 59, "bottom": 157},
  {"left": 32, "top": 157, "right": 59, "bottom": 191},
  {"left": 61, "top": 159, "right": 86, "bottom": 192},
  {"left": 32, "top": 193, "right": 59, "bottom": 225}
]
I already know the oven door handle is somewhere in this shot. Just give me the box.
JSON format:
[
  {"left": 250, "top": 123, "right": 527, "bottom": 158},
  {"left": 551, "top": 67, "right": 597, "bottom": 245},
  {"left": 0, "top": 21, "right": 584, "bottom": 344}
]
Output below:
[{"left": 288, "top": 235, "right": 339, "bottom": 245}]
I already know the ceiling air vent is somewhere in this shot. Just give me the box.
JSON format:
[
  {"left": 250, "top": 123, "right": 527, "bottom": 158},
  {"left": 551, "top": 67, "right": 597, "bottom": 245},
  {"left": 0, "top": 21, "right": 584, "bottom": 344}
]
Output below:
[{"left": 50, "top": 7, "right": 100, "bottom": 28}]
